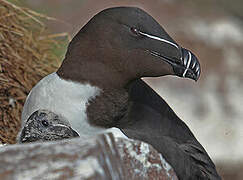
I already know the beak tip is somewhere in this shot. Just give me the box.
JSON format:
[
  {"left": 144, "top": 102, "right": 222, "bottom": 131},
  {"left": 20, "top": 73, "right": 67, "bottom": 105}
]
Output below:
[{"left": 180, "top": 48, "right": 201, "bottom": 82}]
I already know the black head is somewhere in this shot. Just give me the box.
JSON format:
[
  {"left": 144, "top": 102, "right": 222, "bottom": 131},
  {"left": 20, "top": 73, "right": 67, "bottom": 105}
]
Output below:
[
  {"left": 18, "top": 110, "right": 79, "bottom": 143},
  {"left": 57, "top": 7, "right": 200, "bottom": 88}
]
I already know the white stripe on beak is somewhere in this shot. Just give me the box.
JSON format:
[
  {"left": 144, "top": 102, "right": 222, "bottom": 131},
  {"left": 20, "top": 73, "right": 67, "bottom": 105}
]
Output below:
[
  {"left": 192, "top": 59, "right": 196, "bottom": 69},
  {"left": 139, "top": 31, "right": 179, "bottom": 49},
  {"left": 182, "top": 51, "right": 192, "bottom": 77}
]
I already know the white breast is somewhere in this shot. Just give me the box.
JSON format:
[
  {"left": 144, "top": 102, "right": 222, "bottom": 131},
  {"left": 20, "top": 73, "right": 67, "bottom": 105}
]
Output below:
[
  {"left": 22, "top": 72, "right": 128, "bottom": 139},
  {"left": 22, "top": 72, "right": 105, "bottom": 135}
]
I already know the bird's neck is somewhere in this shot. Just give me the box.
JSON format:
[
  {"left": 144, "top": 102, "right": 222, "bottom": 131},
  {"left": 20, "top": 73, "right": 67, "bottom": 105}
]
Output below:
[
  {"left": 57, "top": 57, "right": 130, "bottom": 89},
  {"left": 86, "top": 87, "right": 130, "bottom": 128}
]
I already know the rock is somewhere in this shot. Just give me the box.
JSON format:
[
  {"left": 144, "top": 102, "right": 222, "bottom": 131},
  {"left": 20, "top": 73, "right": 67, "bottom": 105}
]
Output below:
[
  {"left": 0, "top": 133, "right": 178, "bottom": 179},
  {"left": 116, "top": 138, "right": 178, "bottom": 180},
  {"left": 0, "top": 134, "right": 124, "bottom": 180}
]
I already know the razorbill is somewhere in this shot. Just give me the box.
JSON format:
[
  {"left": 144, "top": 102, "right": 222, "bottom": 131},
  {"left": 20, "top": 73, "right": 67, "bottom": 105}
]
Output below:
[{"left": 20, "top": 7, "right": 220, "bottom": 179}]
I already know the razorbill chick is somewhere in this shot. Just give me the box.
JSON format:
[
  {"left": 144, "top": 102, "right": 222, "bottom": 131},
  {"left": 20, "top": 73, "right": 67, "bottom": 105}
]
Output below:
[{"left": 18, "top": 109, "right": 79, "bottom": 143}]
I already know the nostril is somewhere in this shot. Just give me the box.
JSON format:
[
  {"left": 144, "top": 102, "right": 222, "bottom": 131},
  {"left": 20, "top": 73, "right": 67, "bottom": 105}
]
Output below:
[{"left": 130, "top": 27, "right": 140, "bottom": 36}]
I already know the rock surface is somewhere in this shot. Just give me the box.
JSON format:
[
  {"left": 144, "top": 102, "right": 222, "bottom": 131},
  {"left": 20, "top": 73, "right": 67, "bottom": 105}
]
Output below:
[
  {"left": 0, "top": 133, "right": 178, "bottom": 180},
  {"left": 0, "top": 134, "right": 124, "bottom": 180},
  {"left": 116, "top": 138, "right": 178, "bottom": 180}
]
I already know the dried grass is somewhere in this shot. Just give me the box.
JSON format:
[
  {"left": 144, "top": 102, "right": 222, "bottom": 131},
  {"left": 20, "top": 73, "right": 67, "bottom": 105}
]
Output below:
[{"left": 0, "top": 0, "right": 68, "bottom": 144}]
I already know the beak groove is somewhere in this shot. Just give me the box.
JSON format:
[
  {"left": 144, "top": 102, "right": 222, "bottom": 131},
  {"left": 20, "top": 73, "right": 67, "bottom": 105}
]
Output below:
[
  {"left": 181, "top": 48, "right": 201, "bottom": 81},
  {"left": 148, "top": 45, "right": 201, "bottom": 81}
]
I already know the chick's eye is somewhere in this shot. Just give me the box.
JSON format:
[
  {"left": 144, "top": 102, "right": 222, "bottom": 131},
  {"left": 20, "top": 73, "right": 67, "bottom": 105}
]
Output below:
[
  {"left": 130, "top": 27, "right": 140, "bottom": 35},
  {"left": 42, "top": 120, "right": 49, "bottom": 127}
]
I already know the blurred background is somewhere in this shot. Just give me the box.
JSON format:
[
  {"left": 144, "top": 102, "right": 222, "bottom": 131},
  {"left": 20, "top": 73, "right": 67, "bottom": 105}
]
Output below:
[{"left": 16, "top": 0, "right": 243, "bottom": 179}]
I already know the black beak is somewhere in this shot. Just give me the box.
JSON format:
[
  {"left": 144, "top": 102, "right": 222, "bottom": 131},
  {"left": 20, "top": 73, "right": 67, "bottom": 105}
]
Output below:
[
  {"left": 136, "top": 28, "right": 201, "bottom": 81},
  {"left": 70, "top": 128, "right": 80, "bottom": 137},
  {"left": 150, "top": 47, "right": 201, "bottom": 81},
  {"left": 173, "top": 48, "right": 201, "bottom": 81}
]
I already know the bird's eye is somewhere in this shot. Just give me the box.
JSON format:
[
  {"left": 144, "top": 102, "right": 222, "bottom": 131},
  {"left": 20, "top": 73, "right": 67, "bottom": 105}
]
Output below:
[
  {"left": 42, "top": 120, "right": 49, "bottom": 127},
  {"left": 130, "top": 27, "right": 140, "bottom": 36},
  {"left": 39, "top": 112, "right": 46, "bottom": 117}
]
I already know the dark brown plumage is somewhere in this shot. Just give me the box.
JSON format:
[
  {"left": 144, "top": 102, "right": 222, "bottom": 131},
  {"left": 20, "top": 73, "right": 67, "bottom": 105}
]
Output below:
[{"left": 57, "top": 7, "right": 220, "bottom": 179}]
